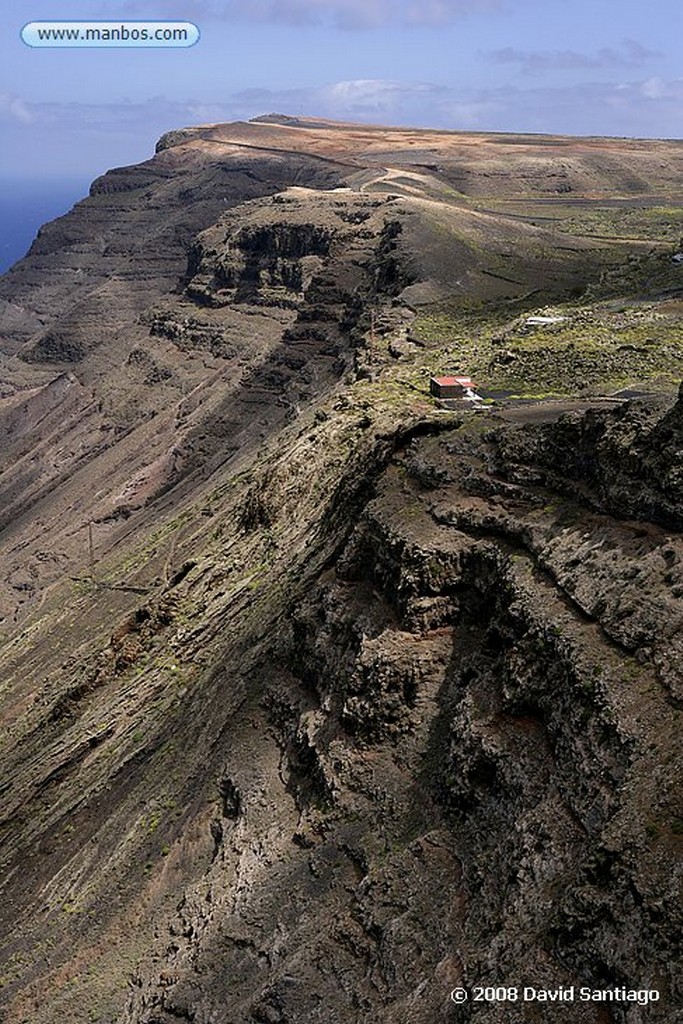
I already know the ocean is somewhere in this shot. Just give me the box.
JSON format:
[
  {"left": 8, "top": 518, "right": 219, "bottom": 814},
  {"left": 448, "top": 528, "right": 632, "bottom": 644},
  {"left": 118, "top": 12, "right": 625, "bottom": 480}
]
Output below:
[{"left": 0, "top": 179, "right": 91, "bottom": 275}]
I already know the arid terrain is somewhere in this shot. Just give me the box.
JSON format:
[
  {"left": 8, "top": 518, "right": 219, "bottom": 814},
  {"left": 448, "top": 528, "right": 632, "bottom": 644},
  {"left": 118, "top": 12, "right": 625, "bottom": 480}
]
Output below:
[{"left": 0, "top": 116, "right": 681, "bottom": 1023}]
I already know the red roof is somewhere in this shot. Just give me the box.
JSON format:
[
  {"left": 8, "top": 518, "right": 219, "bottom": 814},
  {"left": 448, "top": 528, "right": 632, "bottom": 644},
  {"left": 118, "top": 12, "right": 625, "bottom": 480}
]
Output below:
[{"left": 432, "top": 375, "right": 476, "bottom": 387}]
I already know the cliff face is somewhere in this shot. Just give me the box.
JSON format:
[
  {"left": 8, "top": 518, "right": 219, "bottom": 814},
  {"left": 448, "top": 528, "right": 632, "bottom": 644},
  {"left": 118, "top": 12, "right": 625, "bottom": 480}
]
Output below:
[
  {"left": 0, "top": 117, "right": 681, "bottom": 1024},
  {"left": 111, "top": 402, "right": 682, "bottom": 1024}
]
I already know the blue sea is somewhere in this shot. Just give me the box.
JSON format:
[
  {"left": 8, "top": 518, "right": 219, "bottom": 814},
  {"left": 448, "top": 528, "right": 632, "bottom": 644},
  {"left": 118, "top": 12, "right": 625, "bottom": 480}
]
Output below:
[{"left": 0, "top": 179, "right": 91, "bottom": 275}]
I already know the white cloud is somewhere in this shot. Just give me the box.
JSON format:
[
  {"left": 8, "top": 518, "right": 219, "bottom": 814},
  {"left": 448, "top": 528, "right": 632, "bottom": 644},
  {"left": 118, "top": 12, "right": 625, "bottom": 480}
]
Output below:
[
  {"left": 640, "top": 76, "right": 671, "bottom": 99},
  {"left": 321, "top": 78, "right": 439, "bottom": 112},
  {"left": 492, "top": 78, "right": 683, "bottom": 138},
  {"left": 436, "top": 98, "right": 501, "bottom": 126},
  {"left": 0, "top": 92, "right": 36, "bottom": 124},
  {"left": 484, "top": 38, "right": 661, "bottom": 74},
  {"left": 103, "top": 0, "right": 504, "bottom": 28},
  {"left": 225, "top": 76, "right": 683, "bottom": 137},
  {"left": 3, "top": 73, "right": 682, "bottom": 181}
]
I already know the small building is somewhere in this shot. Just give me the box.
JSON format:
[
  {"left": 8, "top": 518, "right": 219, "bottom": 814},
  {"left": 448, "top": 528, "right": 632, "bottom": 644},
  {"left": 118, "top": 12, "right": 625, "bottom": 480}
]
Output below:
[
  {"left": 430, "top": 375, "right": 476, "bottom": 399},
  {"left": 525, "top": 315, "right": 568, "bottom": 326},
  {"left": 672, "top": 252, "right": 683, "bottom": 264}
]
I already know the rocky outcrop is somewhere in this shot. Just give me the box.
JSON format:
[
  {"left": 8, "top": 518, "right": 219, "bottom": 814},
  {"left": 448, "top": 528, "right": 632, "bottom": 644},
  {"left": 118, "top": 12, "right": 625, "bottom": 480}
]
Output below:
[{"left": 493, "top": 388, "right": 683, "bottom": 530}]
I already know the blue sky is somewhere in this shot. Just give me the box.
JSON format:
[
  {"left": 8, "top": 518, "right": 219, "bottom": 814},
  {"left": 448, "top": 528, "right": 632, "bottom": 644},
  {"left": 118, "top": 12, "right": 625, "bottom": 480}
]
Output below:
[{"left": 1, "top": 0, "right": 682, "bottom": 182}]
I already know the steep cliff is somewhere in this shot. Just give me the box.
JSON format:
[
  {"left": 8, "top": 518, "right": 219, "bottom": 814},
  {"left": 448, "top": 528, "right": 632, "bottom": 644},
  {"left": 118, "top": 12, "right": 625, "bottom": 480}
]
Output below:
[{"left": 0, "top": 117, "right": 681, "bottom": 1024}]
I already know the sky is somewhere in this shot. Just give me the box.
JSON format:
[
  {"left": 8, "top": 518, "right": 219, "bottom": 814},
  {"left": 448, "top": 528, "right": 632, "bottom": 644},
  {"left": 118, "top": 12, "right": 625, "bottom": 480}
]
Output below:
[{"left": 0, "top": 0, "right": 681, "bottom": 186}]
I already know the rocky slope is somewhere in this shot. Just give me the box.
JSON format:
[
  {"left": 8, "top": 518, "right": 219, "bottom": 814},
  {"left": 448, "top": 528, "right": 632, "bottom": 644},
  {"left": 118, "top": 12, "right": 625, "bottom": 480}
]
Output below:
[{"left": 0, "top": 117, "right": 681, "bottom": 1024}]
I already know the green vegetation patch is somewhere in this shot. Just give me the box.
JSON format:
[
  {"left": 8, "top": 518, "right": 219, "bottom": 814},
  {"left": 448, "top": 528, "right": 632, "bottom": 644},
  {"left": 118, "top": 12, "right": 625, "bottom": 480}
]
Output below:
[
  {"left": 408, "top": 292, "right": 683, "bottom": 398},
  {"left": 558, "top": 205, "right": 683, "bottom": 242}
]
